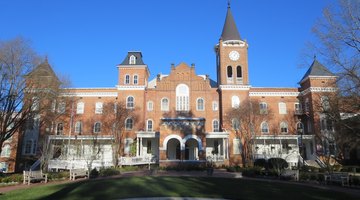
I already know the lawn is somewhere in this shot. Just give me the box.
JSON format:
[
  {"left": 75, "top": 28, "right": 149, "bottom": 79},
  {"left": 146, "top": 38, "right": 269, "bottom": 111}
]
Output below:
[{"left": 0, "top": 176, "right": 358, "bottom": 200}]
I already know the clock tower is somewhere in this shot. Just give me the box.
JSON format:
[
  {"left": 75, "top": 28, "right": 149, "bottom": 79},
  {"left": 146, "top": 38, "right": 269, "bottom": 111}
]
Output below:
[{"left": 215, "top": 4, "right": 249, "bottom": 86}]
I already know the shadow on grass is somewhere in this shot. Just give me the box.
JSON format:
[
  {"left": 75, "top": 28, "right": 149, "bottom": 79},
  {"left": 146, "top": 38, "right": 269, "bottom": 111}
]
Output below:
[{"left": 16, "top": 176, "right": 360, "bottom": 200}]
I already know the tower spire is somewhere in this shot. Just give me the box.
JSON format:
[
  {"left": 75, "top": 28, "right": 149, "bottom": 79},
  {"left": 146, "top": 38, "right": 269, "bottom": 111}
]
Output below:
[{"left": 221, "top": 2, "right": 241, "bottom": 41}]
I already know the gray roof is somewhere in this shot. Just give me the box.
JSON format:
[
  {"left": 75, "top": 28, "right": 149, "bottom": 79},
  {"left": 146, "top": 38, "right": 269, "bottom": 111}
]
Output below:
[
  {"left": 300, "top": 59, "right": 335, "bottom": 83},
  {"left": 119, "top": 51, "right": 145, "bottom": 65},
  {"left": 221, "top": 6, "right": 241, "bottom": 41}
]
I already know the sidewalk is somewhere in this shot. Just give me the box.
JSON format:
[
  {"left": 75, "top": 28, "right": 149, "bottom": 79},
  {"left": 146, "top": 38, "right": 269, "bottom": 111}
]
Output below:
[{"left": 0, "top": 169, "right": 359, "bottom": 198}]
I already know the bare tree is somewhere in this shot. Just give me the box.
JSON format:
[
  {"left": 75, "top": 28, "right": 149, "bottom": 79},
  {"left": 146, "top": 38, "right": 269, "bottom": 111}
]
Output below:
[
  {"left": 0, "top": 37, "right": 44, "bottom": 155},
  {"left": 226, "top": 98, "right": 274, "bottom": 167}
]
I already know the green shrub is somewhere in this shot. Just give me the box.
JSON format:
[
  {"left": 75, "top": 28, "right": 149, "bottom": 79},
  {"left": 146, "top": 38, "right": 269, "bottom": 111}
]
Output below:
[
  {"left": 90, "top": 168, "right": 99, "bottom": 178},
  {"left": 242, "top": 167, "right": 262, "bottom": 177},
  {"left": 254, "top": 159, "right": 267, "bottom": 169},
  {"left": 48, "top": 171, "right": 69, "bottom": 180},
  {"left": 309, "top": 173, "right": 318, "bottom": 181},
  {"left": 99, "top": 167, "right": 121, "bottom": 177},
  {"left": 268, "top": 158, "right": 288, "bottom": 170},
  {"left": 0, "top": 174, "right": 23, "bottom": 183},
  {"left": 299, "top": 172, "right": 310, "bottom": 181}
]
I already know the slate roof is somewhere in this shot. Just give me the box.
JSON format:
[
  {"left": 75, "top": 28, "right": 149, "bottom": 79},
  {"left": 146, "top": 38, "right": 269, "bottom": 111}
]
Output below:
[
  {"left": 26, "top": 58, "right": 60, "bottom": 82},
  {"left": 119, "top": 51, "right": 145, "bottom": 65},
  {"left": 300, "top": 59, "right": 335, "bottom": 83},
  {"left": 221, "top": 5, "right": 241, "bottom": 41}
]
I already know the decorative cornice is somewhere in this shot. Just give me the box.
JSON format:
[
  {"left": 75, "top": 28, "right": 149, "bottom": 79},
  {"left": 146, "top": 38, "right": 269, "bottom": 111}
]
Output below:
[
  {"left": 61, "top": 92, "right": 118, "bottom": 97},
  {"left": 249, "top": 91, "right": 299, "bottom": 97},
  {"left": 219, "top": 85, "right": 251, "bottom": 91},
  {"left": 115, "top": 85, "right": 146, "bottom": 91},
  {"left": 300, "top": 87, "right": 337, "bottom": 96}
]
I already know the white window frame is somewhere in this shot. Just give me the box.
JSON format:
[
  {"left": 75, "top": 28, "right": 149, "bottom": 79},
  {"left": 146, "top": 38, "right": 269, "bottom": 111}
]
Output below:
[
  {"left": 74, "top": 121, "right": 82, "bottom": 134},
  {"left": 125, "top": 118, "right": 133, "bottom": 130},
  {"left": 212, "top": 101, "right": 218, "bottom": 111},
  {"left": 261, "top": 121, "right": 269, "bottom": 133},
  {"left": 161, "top": 98, "right": 169, "bottom": 111},
  {"left": 126, "top": 96, "right": 135, "bottom": 109},
  {"left": 56, "top": 122, "right": 64, "bottom": 135},
  {"left": 176, "top": 84, "right": 189, "bottom": 111},
  {"left": 278, "top": 102, "right": 287, "bottom": 114},
  {"left": 129, "top": 55, "right": 136, "bottom": 64},
  {"left": 231, "top": 96, "right": 240, "bottom": 108},
  {"left": 196, "top": 98, "right": 205, "bottom": 111},
  {"left": 233, "top": 138, "right": 241, "bottom": 154},
  {"left": 146, "top": 119, "right": 153, "bottom": 132},
  {"left": 212, "top": 119, "right": 219, "bottom": 132},
  {"left": 147, "top": 101, "right": 154, "bottom": 111},
  {"left": 76, "top": 102, "right": 84, "bottom": 114},
  {"left": 232, "top": 118, "right": 240, "bottom": 130},
  {"left": 133, "top": 74, "right": 138, "bottom": 85},
  {"left": 280, "top": 122, "right": 288, "bottom": 134},
  {"left": 259, "top": 102, "right": 268, "bottom": 114},
  {"left": 95, "top": 102, "right": 103, "bottom": 114},
  {"left": 57, "top": 102, "right": 66, "bottom": 113},
  {"left": 125, "top": 74, "right": 130, "bottom": 84},
  {"left": 1, "top": 144, "right": 11, "bottom": 157},
  {"left": 294, "top": 102, "right": 302, "bottom": 114},
  {"left": 93, "top": 122, "right": 101, "bottom": 133}
]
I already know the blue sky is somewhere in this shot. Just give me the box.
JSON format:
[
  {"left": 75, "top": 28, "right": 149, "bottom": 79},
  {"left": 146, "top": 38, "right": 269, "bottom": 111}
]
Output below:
[{"left": 0, "top": 0, "right": 332, "bottom": 88}]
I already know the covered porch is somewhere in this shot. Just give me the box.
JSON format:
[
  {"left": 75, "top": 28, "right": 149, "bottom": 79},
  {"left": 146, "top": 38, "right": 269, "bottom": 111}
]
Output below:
[{"left": 206, "top": 132, "right": 229, "bottom": 163}]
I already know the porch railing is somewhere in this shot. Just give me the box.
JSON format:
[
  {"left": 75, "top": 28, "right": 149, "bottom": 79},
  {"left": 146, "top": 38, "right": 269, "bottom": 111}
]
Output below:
[
  {"left": 48, "top": 159, "right": 113, "bottom": 170},
  {"left": 120, "top": 155, "right": 157, "bottom": 166}
]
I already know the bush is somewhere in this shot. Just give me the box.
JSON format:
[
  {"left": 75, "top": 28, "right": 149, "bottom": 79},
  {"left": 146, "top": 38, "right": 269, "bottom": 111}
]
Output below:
[
  {"left": 226, "top": 165, "right": 242, "bottom": 172},
  {"left": 90, "top": 168, "right": 99, "bottom": 179},
  {"left": 241, "top": 167, "right": 262, "bottom": 177},
  {"left": 99, "top": 167, "right": 121, "bottom": 177},
  {"left": 48, "top": 171, "right": 70, "bottom": 180},
  {"left": 268, "top": 158, "right": 288, "bottom": 170},
  {"left": 0, "top": 174, "right": 23, "bottom": 183},
  {"left": 299, "top": 172, "right": 310, "bottom": 181},
  {"left": 254, "top": 159, "right": 267, "bottom": 169}
]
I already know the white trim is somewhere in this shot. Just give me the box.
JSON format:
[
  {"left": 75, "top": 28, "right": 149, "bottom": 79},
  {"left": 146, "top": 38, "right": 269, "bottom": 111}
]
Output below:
[
  {"left": 133, "top": 74, "right": 139, "bottom": 85},
  {"left": 161, "top": 97, "right": 169, "bottom": 111},
  {"left": 124, "top": 74, "right": 131, "bottom": 85},
  {"left": 116, "top": 85, "right": 146, "bottom": 90},
  {"left": 182, "top": 135, "right": 203, "bottom": 151},
  {"left": 300, "top": 87, "right": 337, "bottom": 96},
  {"left": 126, "top": 95, "right": 135, "bottom": 109},
  {"left": 206, "top": 132, "right": 229, "bottom": 138},
  {"left": 221, "top": 40, "right": 247, "bottom": 47},
  {"left": 61, "top": 92, "right": 118, "bottom": 97},
  {"left": 196, "top": 97, "right": 205, "bottom": 111},
  {"left": 146, "top": 119, "right": 153, "bottom": 132},
  {"left": 219, "top": 85, "right": 251, "bottom": 90},
  {"left": 162, "top": 134, "right": 183, "bottom": 151},
  {"left": 250, "top": 91, "right": 299, "bottom": 97}
]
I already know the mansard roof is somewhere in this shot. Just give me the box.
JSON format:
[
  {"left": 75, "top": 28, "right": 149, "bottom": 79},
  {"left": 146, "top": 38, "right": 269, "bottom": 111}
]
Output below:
[
  {"left": 119, "top": 51, "right": 145, "bottom": 65},
  {"left": 221, "top": 5, "right": 241, "bottom": 41},
  {"left": 300, "top": 59, "right": 335, "bottom": 83}
]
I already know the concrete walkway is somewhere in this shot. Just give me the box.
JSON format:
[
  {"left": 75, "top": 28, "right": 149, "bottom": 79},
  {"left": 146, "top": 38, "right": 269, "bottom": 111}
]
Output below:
[{"left": 0, "top": 169, "right": 359, "bottom": 198}]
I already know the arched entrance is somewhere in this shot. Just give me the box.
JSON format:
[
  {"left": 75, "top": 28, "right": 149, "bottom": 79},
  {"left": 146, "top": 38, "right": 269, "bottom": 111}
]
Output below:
[
  {"left": 185, "top": 138, "right": 198, "bottom": 160},
  {"left": 167, "top": 138, "right": 180, "bottom": 160}
]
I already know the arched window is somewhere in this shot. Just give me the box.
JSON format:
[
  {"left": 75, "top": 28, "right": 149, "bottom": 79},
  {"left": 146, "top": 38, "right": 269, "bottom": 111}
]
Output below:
[
  {"left": 296, "top": 122, "right": 304, "bottom": 134},
  {"left": 74, "top": 121, "right": 82, "bottom": 134},
  {"left": 94, "top": 122, "right": 101, "bottom": 133},
  {"left": 147, "top": 101, "right": 154, "bottom": 111},
  {"left": 126, "top": 96, "right": 134, "bottom": 109},
  {"left": 1, "top": 144, "right": 11, "bottom": 157},
  {"left": 261, "top": 122, "right": 269, "bottom": 133},
  {"left": 236, "top": 66, "right": 242, "bottom": 78},
  {"left": 125, "top": 118, "right": 133, "bottom": 130},
  {"left": 161, "top": 98, "right": 169, "bottom": 111},
  {"left": 278, "top": 102, "right": 287, "bottom": 114},
  {"left": 259, "top": 102, "right": 268, "bottom": 114},
  {"left": 95, "top": 102, "right": 103, "bottom": 114},
  {"left": 176, "top": 84, "right": 189, "bottom": 111},
  {"left": 197, "top": 98, "right": 205, "bottom": 111},
  {"left": 133, "top": 75, "right": 138, "bottom": 85},
  {"left": 232, "top": 118, "right": 240, "bottom": 130},
  {"left": 280, "top": 122, "right": 288, "bottom": 134},
  {"left": 212, "top": 101, "right": 218, "bottom": 111},
  {"left": 231, "top": 96, "right": 240, "bottom": 108},
  {"left": 129, "top": 55, "right": 136, "bottom": 64},
  {"left": 227, "top": 66, "right": 233, "bottom": 78},
  {"left": 125, "top": 74, "right": 130, "bottom": 84},
  {"left": 147, "top": 119, "right": 153, "bottom": 132},
  {"left": 56, "top": 123, "right": 63, "bottom": 135},
  {"left": 213, "top": 120, "right": 219, "bottom": 132},
  {"left": 24, "top": 140, "right": 33, "bottom": 154},
  {"left": 76, "top": 102, "right": 84, "bottom": 114}
]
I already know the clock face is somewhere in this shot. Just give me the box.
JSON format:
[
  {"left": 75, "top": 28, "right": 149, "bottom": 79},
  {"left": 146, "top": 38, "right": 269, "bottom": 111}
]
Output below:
[{"left": 229, "top": 51, "right": 240, "bottom": 61}]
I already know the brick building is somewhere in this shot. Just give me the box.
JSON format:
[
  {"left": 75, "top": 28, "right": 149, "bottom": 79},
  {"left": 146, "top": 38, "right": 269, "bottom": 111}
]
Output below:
[{"left": 17, "top": 5, "right": 339, "bottom": 171}]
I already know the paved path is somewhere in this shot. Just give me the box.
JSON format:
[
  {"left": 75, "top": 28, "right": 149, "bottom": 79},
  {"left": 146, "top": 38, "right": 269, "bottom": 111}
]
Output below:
[{"left": 0, "top": 169, "right": 359, "bottom": 199}]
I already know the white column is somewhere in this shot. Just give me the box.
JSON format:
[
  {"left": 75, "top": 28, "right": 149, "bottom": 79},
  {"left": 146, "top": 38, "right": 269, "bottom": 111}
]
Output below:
[
  {"left": 140, "top": 138, "right": 143, "bottom": 157},
  {"left": 136, "top": 137, "right": 139, "bottom": 156},
  {"left": 222, "top": 138, "right": 226, "bottom": 159}
]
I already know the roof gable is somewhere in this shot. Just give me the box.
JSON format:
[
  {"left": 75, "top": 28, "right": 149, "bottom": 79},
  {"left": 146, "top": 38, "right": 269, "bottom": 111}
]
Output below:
[{"left": 300, "top": 59, "right": 335, "bottom": 83}]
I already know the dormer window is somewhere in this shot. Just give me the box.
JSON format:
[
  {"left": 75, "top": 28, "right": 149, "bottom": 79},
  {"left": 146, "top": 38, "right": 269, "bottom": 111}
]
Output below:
[{"left": 129, "top": 55, "right": 136, "bottom": 65}]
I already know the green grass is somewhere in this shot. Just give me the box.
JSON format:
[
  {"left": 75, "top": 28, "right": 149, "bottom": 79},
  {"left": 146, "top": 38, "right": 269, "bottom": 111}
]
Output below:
[{"left": 0, "top": 176, "right": 358, "bottom": 200}]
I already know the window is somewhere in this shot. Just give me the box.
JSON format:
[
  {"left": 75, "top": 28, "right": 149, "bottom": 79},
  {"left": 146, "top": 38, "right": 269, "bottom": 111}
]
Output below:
[
  {"left": 232, "top": 118, "right": 240, "bottom": 130},
  {"left": 95, "top": 102, "right": 103, "bottom": 114},
  {"left": 24, "top": 140, "right": 32, "bottom": 154},
  {"left": 280, "top": 122, "right": 288, "bottom": 134},
  {"left": 133, "top": 75, "right": 138, "bottom": 85},
  {"left": 212, "top": 101, "right": 218, "bottom": 111},
  {"left": 114, "top": 103, "right": 117, "bottom": 113},
  {"left": 125, "top": 118, "right": 133, "bottom": 130},
  {"left": 1, "top": 144, "right": 11, "bottom": 157},
  {"left": 76, "top": 102, "right": 84, "bottom": 114},
  {"left": 305, "top": 98, "right": 310, "bottom": 113},
  {"left": 129, "top": 55, "right": 136, "bottom": 64},
  {"left": 161, "top": 98, "right": 169, "bottom": 111},
  {"left": 321, "top": 96, "right": 330, "bottom": 111},
  {"left": 231, "top": 96, "right": 240, "bottom": 108},
  {"left": 31, "top": 97, "right": 39, "bottom": 111},
  {"left": 51, "top": 100, "right": 56, "bottom": 112},
  {"left": 236, "top": 66, "right": 242, "bottom": 78},
  {"left": 75, "top": 121, "right": 82, "bottom": 134},
  {"left": 126, "top": 96, "right": 134, "bottom": 109},
  {"left": 176, "top": 84, "right": 189, "bottom": 111},
  {"left": 326, "top": 120, "right": 334, "bottom": 131},
  {"left": 261, "top": 122, "right": 269, "bottom": 133},
  {"left": 147, "top": 140, "right": 152, "bottom": 154},
  {"left": 147, "top": 101, "right": 154, "bottom": 111},
  {"left": 227, "top": 66, "right": 233, "bottom": 78},
  {"left": 296, "top": 122, "right": 304, "bottom": 134},
  {"left": 93, "top": 122, "right": 101, "bottom": 133},
  {"left": 56, "top": 123, "right": 63, "bottom": 135},
  {"left": 294, "top": 102, "right": 302, "bottom": 114},
  {"left": 125, "top": 75, "right": 130, "bottom": 84},
  {"left": 196, "top": 98, "right": 205, "bottom": 111},
  {"left": 147, "top": 120, "right": 153, "bottom": 131},
  {"left": 0, "top": 162, "right": 8, "bottom": 173},
  {"left": 58, "top": 102, "right": 66, "bottom": 113},
  {"left": 233, "top": 139, "right": 242, "bottom": 154},
  {"left": 214, "top": 140, "right": 219, "bottom": 154},
  {"left": 259, "top": 102, "right": 268, "bottom": 114},
  {"left": 278, "top": 102, "right": 287, "bottom": 114},
  {"left": 212, "top": 120, "right": 219, "bottom": 132}
]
